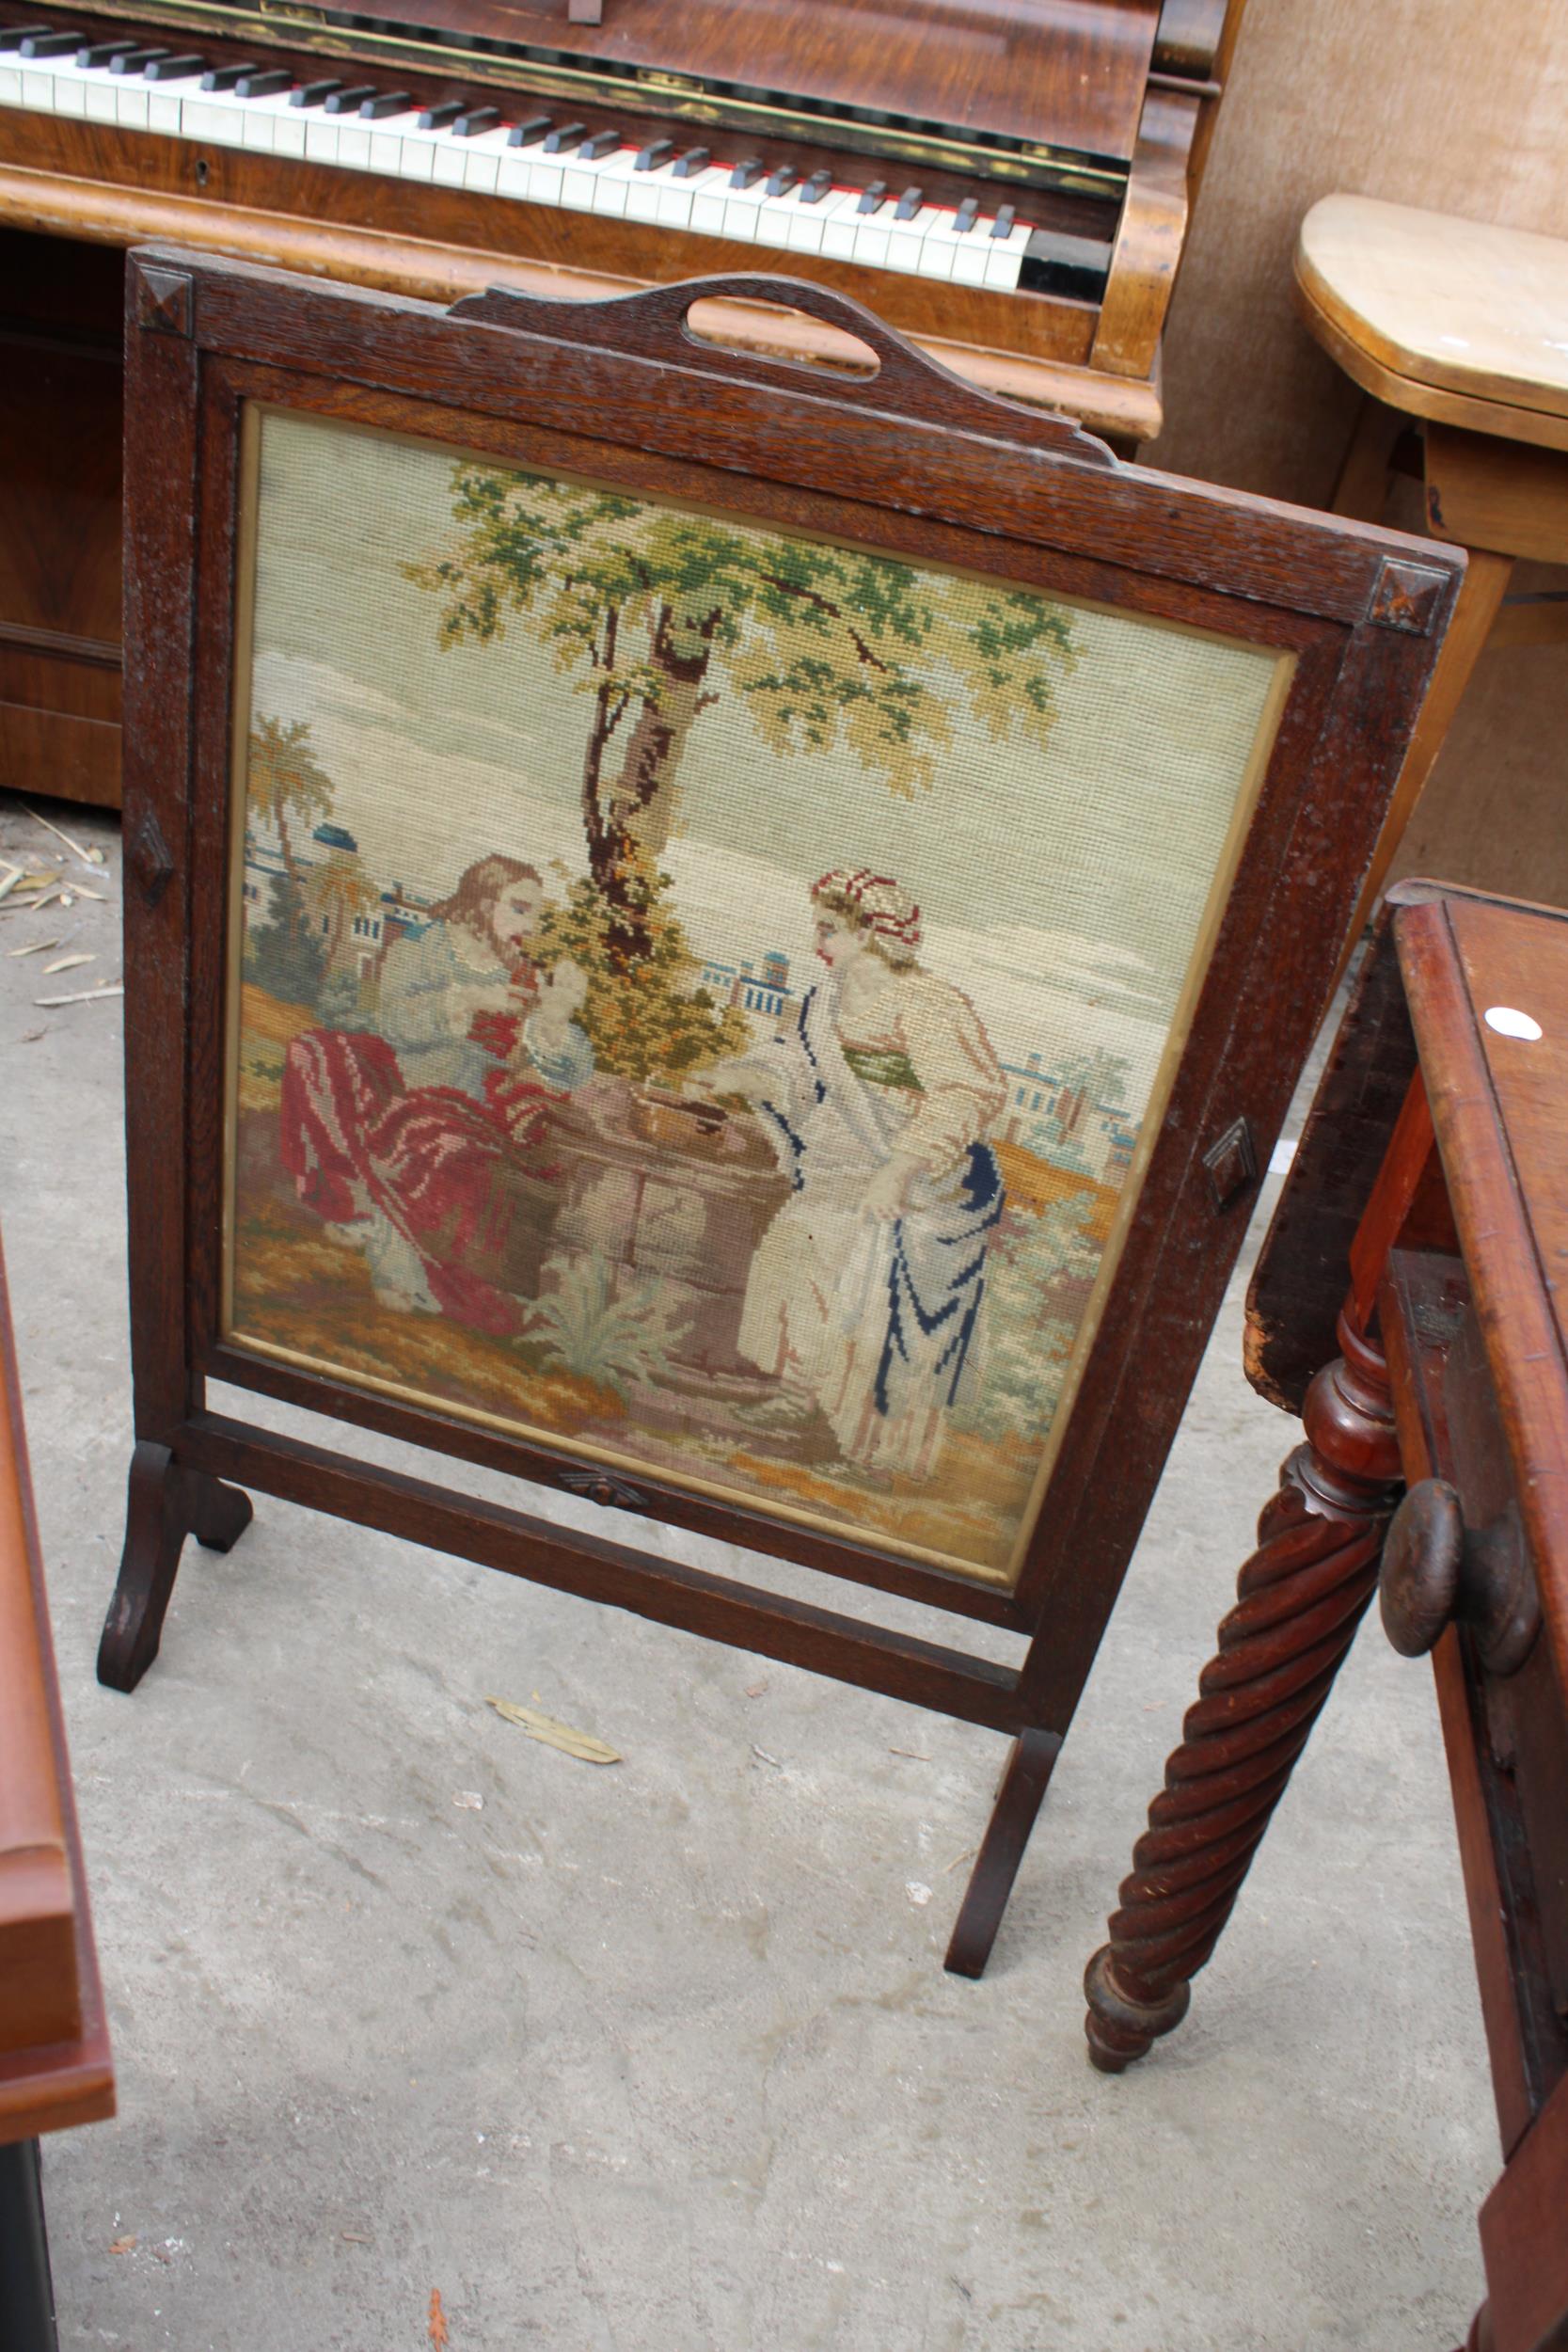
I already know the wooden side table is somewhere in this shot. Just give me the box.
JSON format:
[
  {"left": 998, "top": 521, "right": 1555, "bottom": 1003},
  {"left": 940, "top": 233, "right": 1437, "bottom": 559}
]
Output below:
[
  {"left": 1294, "top": 197, "right": 1568, "bottom": 929},
  {"left": 1083, "top": 881, "right": 1568, "bottom": 2352},
  {"left": 0, "top": 1234, "right": 115, "bottom": 2352}
]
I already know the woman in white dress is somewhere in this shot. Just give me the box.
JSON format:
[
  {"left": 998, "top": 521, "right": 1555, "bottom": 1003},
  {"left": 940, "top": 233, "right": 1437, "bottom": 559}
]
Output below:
[{"left": 700, "top": 867, "right": 1006, "bottom": 1482}]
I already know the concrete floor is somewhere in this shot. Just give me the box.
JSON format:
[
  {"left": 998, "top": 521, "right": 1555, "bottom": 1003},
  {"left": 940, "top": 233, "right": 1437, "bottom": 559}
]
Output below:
[{"left": 2, "top": 789, "right": 1496, "bottom": 2352}]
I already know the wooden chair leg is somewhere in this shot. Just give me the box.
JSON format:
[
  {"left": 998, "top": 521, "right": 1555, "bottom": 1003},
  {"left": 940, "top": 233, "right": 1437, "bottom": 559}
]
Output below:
[
  {"left": 944, "top": 1726, "right": 1061, "bottom": 1979},
  {"left": 98, "top": 1439, "right": 254, "bottom": 1692},
  {"left": 1330, "top": 394, "right": 1405, "bottom": 522},
  {"left": 1085, "top": 1316, "right": 1402, "bottom": 2069}
]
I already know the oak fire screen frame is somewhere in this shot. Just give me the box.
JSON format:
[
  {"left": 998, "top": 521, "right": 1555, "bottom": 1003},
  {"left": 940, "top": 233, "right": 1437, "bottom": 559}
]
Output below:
[{"left": 103, "top": 246, "right": 1463, "bottom": 1978}]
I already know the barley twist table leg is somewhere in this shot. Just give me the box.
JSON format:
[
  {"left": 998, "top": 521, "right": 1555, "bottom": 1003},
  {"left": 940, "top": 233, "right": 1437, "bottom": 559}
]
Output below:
[{"left": 1085, "top": 1315, "right": 1402, "bottom": 2071}]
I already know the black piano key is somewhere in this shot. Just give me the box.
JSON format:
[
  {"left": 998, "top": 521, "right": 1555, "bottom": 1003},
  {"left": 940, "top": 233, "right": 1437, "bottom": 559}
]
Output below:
[
  {"left": 146, "top": 54, "right": 206, "bottom": 81},
  {"left": 673, "top": 145, "right": 711, "bottom": 179},
  {"left": 506, "top": 112, "right": 552, "bottom": 147},
  {"left": 990, "top": 201, "right": 1018, "bottom": 239},
  {"left": 729, "top": 156, "right": 764, "bottom": 189},
  {"left": 1018, "top": 229, "right": 1112, "bottom": 301},
  {"left": 855, "top": 179, "right": 888, "bottom": 215},
  {"left": 234, "top": 66, "right": 290, "bottom": 95},
  {"left": 580, "top": 127, "right": 618, "bottom": 159},
  {"left": 358, "top": 89, "right": 414, "bottom": 119},
  {"left": 800, "top": 167, "right": 833, "bottom": 203},
  {"left": 417, "top": 99, "right": 466, "bottom": 129},
  {"left": 19, "top": 31, "right": 84, "bottom": 56},
  {"left": 542, "top": 119, "right": 585, "bottom": 152},
  {"left": 765, "top": 164, "right": 798, "bottom": 197},
  {"left": 953, "top": 197, "right": 979, "bottom": 234},
  {"left": 0, "top": 29, "right": 55, "bottom": 54},
  {"left": 75, "top": 40, "right": 136, "bottom": 65},
  {"left": 200, "top": 61, "right": 258, "bottom": 89},
  {"left": 323, "top": 82, "right": 376, "bottom": 113},
  {"left": 635, "top": 136, "right": 673, "bottom": 171},
  {"left": 109, "top": 47, "right": 168, "bottom": 73},
  {"left": 895, "top": 184, "right": 924, "bottom": 220},
  {"left": 290, "top": 79, "right": 344, "bottom": 108},
  {"left": 452, "top": 104, "right": 499, "bottom": 135}
]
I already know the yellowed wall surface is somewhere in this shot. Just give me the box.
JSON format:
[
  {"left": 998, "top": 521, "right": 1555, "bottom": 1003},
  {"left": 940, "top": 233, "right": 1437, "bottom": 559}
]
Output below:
[{"left": 1148, "top": 0, "right": 1568, "bottom": 902}]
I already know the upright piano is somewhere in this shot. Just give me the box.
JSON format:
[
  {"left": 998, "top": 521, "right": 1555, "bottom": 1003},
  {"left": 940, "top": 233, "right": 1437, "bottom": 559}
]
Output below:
[{"left": 0, "top": 0, "right": 1247, "bottom": 806}]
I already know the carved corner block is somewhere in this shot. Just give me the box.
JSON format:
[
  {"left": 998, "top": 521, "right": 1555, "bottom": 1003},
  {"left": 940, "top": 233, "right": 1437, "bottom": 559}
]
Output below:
[
  {"left": 1369, "top": 558, "right": 1449, "bottom": 637},
  {"left": 135, "top": 262, "right": 195, "bottom": 339}
]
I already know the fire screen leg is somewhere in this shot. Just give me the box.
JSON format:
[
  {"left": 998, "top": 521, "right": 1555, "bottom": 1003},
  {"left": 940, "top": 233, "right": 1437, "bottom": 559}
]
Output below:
[
  {"left": 1084, "top": 1319, "right": 1402, "bottom": 2070},
  {"left": 945, "top": 1727, "right": 1062, "bottom": 1979},
  {"left": 98, "top": 1439, "right": 254, "bottom": 1693}
]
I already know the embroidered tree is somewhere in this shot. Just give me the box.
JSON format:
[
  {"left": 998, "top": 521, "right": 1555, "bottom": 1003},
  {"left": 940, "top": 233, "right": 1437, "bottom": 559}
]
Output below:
[
  {"left": 407, "top": 469, "right": 1079, "bottom": 965},
  {"left": 248, "top": 716, "right": 333, "bottom": 914},
  {"left": 245, "top": 715, "right": 338, "bottom": 1004}
]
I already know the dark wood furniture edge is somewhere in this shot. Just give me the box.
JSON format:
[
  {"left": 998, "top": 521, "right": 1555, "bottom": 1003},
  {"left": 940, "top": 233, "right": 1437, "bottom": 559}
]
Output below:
[{"left": 0, "top": 1238, "right": 114, "bottom": 2144}]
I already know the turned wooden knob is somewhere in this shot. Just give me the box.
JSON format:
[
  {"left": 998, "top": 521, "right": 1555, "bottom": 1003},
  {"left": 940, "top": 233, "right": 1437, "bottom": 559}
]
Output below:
[{"left": 1380, "top": 1480, "right": 1540, "bottom": 1677}]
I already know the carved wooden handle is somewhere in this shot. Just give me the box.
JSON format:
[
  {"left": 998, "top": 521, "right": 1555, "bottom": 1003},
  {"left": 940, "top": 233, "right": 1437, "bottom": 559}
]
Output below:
[
  {"left": 1379, "top": 1480, "right": 1540, "bottom": 1677},
  {"left": 448, "top": 275, "right": 1117, "bottom": 464}
]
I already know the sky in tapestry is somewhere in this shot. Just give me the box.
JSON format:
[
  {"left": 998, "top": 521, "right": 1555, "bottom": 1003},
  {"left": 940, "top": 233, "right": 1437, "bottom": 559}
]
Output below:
[{"left": 245, "top": 411, "right": 1287, "bottom": 1105}]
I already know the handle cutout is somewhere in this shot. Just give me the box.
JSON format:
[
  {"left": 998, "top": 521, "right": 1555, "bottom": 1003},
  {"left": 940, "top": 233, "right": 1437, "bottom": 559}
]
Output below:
[{"left": 683, "top": 295, "right": 880, "bottom": 381}]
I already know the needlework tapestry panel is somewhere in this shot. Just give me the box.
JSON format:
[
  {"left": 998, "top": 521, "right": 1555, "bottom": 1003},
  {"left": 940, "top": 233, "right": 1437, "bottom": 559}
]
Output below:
[{"left": 224, "top": 408, "right": 1288, "bottom": 1586}]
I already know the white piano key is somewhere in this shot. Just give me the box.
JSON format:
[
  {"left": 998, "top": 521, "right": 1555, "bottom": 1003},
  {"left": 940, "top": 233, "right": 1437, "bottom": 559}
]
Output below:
[
  {"left": 912, "top": 211, "right": 962, "bottom": 280},
  {"left": 523, "top": 154, "right": 562, "bottom": 203},
  {"left": 148, "top": 88, "right": 182, "bottom": 134},
  {"left": 239, "top": 93, "right": 292, "bottom": 153},
  {"left": 949, "top": 227, "right": 990, "bottom": 286},
  {"left": 20, "top": 66, "right": 55, "bottom": 107},
  {"left": 303, "top": 114, "right": 341, "bottom": 164},
  {"left": 51, "top": 60, "right": 94, "bottom": 118},
  {"left": 624, "top": 162, "right": 670, "bottom": 223},
  {"left": 883, "top": 203, "right": 941, "bottom": 272},
  {"left": 267, "top": 99, "right": 309, "bottom": 158},
  {"left": 721, "top": 181, "right": 770, "bottom": 243},
  {"left": 784, "top": 189, "right": 843, "bottom": 254},
  {"left": 561, "top": 148, "right": 618, "bottom": 210},
  {"left": 114, "top": 81, "right": 150, "bottom": 130},
  {"left": 0, "top": 66, "right": 21, "bottom": 105},
  {"left": 819, "top": 191, "right": 865, "bottom": 261},
  {"left": 431, "top": 132, "right": 470, "bottom": 186},
  {"left": 656, "top": 163, "right": 723, "bottom": 230},
  {"left": 82, "top": 74, "right": 119, "bottom": 123},
  {"left": 752, "top": 190, "right": 801, "bottom": 249},
  {"left": 392, "top": 117, "right": 441, "bottom": 181},
  {"left": 367, "top": 126, "right": 404, "bottom": 173},
  {"left": 851, "top": 217, "right": 892, "bottom": 269},
  {"left": 688, "top": 183, "right": 730, "bottom": 236},
  {"left": 495, "top": 146, "right": 533, "bottom": 199},
  {"left": 460, "top": 125, "right": 512, "bottom": 193},
  {"left": 589, "top": 149, "right": 641, "bottom": 215},
  {"left": 982, "top": 219, "right": 1031, "bottom": 290},
  {"left": 184, "top": 92, "right": 248, "bottom": 146},
  {"left": 335, "top": 120, "right": 372, "bottom": 168}
]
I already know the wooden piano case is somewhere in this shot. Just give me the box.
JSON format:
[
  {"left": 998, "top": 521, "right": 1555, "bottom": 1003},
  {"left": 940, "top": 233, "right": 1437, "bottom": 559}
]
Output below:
[
  {"left": 0, "top": 0, "right": 1249, "bottom": 805},
  {"left": 101, "top": 246, "right": 1462, "bottom": 1973}
]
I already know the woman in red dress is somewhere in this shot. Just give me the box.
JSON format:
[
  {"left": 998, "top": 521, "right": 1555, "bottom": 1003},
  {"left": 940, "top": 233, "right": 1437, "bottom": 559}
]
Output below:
[{"left": 281, "top": 853, "right": 594, "bottom": 1335}]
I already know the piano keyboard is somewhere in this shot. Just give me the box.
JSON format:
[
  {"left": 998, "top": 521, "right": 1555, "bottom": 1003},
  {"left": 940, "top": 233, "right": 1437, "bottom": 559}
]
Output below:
[{"left": 0, "top": 24, "right": 1080, "bottom": 294}]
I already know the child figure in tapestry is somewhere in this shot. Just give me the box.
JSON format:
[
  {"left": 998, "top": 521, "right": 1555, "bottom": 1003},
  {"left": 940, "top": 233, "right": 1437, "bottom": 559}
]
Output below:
[
  {"left": 281, "top": 854, "right": 594, "bottom": 1333},
  {"left": 696, "top": 869, "right": 1006, "bottom": 1482}
]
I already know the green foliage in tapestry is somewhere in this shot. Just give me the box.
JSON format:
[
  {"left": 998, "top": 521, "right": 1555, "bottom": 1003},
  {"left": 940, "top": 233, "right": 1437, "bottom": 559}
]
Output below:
[
  {"left": 533, "top": 863, "right": 751, "bottom": 1085},
  {"left": 406, "top": 469, "right": 1080, "bottom": 962}
]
